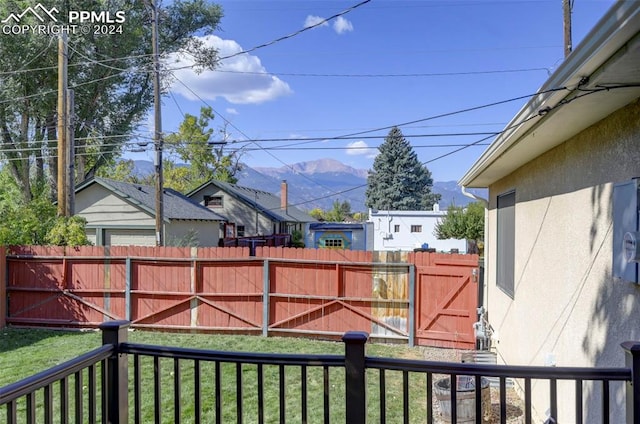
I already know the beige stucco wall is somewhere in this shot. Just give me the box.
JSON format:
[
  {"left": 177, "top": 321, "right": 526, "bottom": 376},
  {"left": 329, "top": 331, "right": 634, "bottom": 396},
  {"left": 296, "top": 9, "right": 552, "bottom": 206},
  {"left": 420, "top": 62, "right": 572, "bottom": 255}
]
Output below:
[{"left": 485, "top": 99, "right": 640, "bottom": 422}]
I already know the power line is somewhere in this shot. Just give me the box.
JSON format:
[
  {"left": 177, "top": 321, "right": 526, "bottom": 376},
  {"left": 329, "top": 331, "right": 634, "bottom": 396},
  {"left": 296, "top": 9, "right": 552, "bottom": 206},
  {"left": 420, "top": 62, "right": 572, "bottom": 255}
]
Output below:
[
  {"left": 169, "top": 74, "right": 348, "bottom": 197},
  {"left": 231, "top": 143, "right": 491, "bottom": 152},
  {"left": 336, "top": 87, "right": 570, "bottom": 140},
  {"left": 214, "top": 0, "right": 371, "bottom": 63},
  {"left": 0, "top": 129, "right": 495, "bottom": 152},
  {"left": 210, "top": 67, "right": 551, "bottom": 78},
  {"left": 285, "top": 85, "right": 630, "bottom": 204}
]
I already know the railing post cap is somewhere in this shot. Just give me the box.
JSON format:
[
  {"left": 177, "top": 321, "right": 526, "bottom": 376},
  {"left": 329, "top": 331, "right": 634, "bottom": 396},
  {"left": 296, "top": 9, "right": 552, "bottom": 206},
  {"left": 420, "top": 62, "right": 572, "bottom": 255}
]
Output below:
[
  {"left": 99, "top": 320, "right": 131, "bottom": 331},
  {"left": 621, "top": 341, "right": 640, "bottom": 353},
  {"left": 342, "top": 331, "right": 369, "bottom": 343}
]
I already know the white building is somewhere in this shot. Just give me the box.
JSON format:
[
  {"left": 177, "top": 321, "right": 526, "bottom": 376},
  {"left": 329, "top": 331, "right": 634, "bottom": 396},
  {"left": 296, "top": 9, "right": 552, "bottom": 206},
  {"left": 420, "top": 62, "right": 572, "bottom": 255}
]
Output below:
[{"left": 368, "top": 205, "right": 467, "bottom": 252}]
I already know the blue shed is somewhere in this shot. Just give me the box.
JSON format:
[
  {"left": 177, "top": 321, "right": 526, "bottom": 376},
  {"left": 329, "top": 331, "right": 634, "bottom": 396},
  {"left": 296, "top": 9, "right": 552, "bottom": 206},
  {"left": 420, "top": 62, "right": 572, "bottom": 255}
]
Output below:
[{"left": 306, "top": 222, "right": 373, "bottom": 250}]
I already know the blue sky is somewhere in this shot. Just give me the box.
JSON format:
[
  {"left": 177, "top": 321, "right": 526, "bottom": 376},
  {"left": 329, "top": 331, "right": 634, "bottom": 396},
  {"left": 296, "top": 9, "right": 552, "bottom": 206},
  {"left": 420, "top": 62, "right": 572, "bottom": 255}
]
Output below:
[{"left": 136, "top": 0, "right": 616, "bottom": 182}]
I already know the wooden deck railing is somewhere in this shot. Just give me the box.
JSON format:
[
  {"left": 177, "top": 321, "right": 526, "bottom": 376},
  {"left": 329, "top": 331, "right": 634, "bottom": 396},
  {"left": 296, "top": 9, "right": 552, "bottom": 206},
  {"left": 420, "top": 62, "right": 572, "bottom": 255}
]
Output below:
[{"left": 1, "top": 321, "right": 639, "bottom": 423}]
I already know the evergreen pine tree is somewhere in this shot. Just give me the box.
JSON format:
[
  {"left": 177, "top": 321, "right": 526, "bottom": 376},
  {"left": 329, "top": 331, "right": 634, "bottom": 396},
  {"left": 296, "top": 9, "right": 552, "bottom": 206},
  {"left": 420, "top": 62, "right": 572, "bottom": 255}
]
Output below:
[{"left": 365, "top": 127, "right": 441, "bottom": 210}]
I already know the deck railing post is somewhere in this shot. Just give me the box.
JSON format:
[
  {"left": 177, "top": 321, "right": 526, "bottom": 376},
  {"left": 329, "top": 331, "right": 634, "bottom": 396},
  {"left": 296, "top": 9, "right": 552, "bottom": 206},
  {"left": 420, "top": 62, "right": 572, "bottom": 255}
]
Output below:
[
  {"left": 343, "top": 331, "right": 368, "bottom": 424},
  {"left": 622, "top": 341, "right": 640, "bottom": 424},
  {"left": 100, "top": 320, "right": 130, "bottom": 424}
]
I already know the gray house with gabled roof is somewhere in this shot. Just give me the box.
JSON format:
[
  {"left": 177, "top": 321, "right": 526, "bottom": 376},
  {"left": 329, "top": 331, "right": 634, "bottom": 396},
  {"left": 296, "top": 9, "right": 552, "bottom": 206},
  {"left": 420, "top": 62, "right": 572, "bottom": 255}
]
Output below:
[
  {"left": 187, "top": 180, "right": 314, "bottom": 238},
  {"left": 74, "top": 177, "right": 226, "bottom": 246}
]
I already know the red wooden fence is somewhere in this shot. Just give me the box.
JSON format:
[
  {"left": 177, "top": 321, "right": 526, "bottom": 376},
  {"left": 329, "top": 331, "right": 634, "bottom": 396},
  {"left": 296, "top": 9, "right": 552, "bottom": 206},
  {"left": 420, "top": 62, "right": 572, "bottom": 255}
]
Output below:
[
  {"left": 0, "top": 246, "right": 5, "bottom": 328},
  {"left": 3, "top": 246, "right": 479, "bottom": 349}
]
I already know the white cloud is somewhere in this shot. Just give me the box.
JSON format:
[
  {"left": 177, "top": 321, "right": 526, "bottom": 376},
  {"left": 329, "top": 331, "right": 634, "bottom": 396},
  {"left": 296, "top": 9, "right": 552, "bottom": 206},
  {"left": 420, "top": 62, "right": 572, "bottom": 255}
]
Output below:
[
  {"left": 304, "top": 15, "right": 354, "bottom": 35},
  {"left": 346, "top": 140, "right": 377, "bottom": 158},
  {"left": 167, "top": 35, "right": 293, "bottom": 104},
  {"left": 333, "top": 16, "right": 353, "bottom": 34},
  {"left": 226, "top": 108, "right": 239, "bottom": 115},
  {"left": 304, "top": 15, "right": 328, "bottom": 29},
  {"left": 289, "top": 133, "right": 308, "bottom": 139}
]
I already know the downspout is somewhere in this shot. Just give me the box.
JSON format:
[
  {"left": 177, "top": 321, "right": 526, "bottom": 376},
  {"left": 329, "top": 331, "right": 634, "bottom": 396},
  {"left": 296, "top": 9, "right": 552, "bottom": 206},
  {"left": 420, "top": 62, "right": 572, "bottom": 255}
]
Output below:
[
  {"left": 461, "top": 185, "right": 488, "bottom": 257},
  {"left": 462, "top": 186, "right": 490, "bottom": 349},
  {"left": 461, "top": 186, "right": 488, "bottom": 207}
]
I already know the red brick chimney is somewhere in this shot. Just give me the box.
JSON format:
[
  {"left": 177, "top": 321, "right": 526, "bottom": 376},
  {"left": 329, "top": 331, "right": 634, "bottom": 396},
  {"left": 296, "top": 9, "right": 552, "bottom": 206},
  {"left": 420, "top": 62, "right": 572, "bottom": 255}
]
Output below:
[{"left": 281, "top": 180, "right": 288, "bottom": 213}]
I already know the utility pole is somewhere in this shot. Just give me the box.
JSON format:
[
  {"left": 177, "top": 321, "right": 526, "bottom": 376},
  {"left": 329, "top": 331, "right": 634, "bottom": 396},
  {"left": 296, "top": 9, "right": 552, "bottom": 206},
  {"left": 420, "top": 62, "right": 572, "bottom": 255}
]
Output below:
[
  {"left": 57, "top": 33, "right": 68, "bottom": 216},
  {"left": 563, "top": 0, "right": 572, "bottom": 58},
  {"left": 66, "top": 89, "right": 75, "bottom": 216},
  {"left": 151, "top": 0, "right": 164, "bottom": 246}
]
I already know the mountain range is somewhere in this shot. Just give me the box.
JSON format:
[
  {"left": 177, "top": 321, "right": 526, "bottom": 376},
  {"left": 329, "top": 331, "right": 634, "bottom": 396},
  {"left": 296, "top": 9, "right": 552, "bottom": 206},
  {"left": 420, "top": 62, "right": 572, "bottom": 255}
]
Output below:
[{"left": 133, "top": 158, "right": 485, "bottom": 212}]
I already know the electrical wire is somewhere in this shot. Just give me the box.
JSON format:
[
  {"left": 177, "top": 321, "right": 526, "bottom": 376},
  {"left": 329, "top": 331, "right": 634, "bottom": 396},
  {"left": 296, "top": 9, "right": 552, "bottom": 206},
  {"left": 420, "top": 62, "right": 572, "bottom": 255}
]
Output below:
[
  {"left": 169, "top": 74, "right": 349, "bottom": 197},
  {"left": 286, "top": 84, "right": 634, "bottom": 203},
  {"left": 210, "top": 67, "right": 552, "bottom": 78},
  {"left": 230, "top": 143, "right": 491, "bottom": 152},
  {"left": 213, "top": 0, "right": 371, "bottom": 63},
  {"left": 248, "top": 88, "right": 569, "bottom": 152},
  {"left": 0, "top": 129, "right": 496, "bottom": 153}
]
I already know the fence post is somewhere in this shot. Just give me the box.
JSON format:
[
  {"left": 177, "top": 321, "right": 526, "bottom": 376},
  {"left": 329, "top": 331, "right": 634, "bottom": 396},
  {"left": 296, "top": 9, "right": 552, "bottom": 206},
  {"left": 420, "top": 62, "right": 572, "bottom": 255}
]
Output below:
[
  {"left": 343, "top": 331, "right": 368, "bottom": 424},
  {"left": 623, "top": 341, "right": 640, "bottom": 424},
  {"left": 263, "top": 259, "right": 270, "bottom": 337},
  {"left": 408, "top": 264, "right": 415, "bottom": 347},
  {"left": 125, "top": 258, "right": 131, "bottom": 321},
  {"left": 100, "top": 320, "right": 130, "bottom": 424},
  {"left": 0, "top": 246, "right": 5, "bottom": 328}
]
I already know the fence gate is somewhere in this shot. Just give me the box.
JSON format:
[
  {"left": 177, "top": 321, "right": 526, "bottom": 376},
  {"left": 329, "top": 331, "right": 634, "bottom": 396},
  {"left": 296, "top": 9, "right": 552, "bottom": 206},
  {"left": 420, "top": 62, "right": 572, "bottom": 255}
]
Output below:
[{"left": 412, "top": 253, "right": 478, "bottom": 349}]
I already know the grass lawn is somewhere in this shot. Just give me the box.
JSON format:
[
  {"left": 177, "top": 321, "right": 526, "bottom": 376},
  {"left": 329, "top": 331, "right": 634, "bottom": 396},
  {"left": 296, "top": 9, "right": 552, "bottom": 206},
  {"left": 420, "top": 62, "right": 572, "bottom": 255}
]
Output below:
[{"left": 0, "top": 327, "right": 446, "bottom": 423}]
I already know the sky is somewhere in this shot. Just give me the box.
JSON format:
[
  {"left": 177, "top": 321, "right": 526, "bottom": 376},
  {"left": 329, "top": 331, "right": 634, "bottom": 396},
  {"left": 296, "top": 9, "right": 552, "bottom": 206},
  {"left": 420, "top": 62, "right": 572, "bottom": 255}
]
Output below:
[{"left": 133, "top": 0, "right": 617, "bottom": 183}]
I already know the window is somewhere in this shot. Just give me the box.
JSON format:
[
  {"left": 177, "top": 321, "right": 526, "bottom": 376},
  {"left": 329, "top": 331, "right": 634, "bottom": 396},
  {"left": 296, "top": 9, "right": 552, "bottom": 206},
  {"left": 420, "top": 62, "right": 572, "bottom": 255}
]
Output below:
[
  {"left": 410, "top": 225, "right": 422, "bottom": 233},
  {"left": 497, "top": 191, "right": 515, "bottom": 297},
  {"left": 324, "top": 238, "right": 344, "bottom": 248},
  {"left": 204, "top": 195, "right": 223, "bottom": 208},
  {"left": 394, "top": 225, "right": 400, "bottom": 233},
  {"left": 237, "top": 225, "right": 245, "bottom": 237}
]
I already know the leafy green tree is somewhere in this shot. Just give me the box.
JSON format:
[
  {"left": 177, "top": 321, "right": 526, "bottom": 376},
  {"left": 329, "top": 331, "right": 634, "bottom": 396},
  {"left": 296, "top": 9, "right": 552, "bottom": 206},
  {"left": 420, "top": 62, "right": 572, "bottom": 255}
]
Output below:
[
  {"left": 0, "top": 0, "right": 223, "bottom": 202},
  {"left": 352, "top": 212, "right": 367, "bottom": 222},
  {"left": 0, "top": 196, "right": 55, "bottom": 245},
  {"left": 434, "top": 202, "right": 485, "bottom": 254},
  {"left": 164, "top": 107, "right": 242, "bottom": 192},
  {"left": 324, "top": 200, "right": 352, "bottom": 222},
  {"left": 159, "top": 160, "right": 194, "bottom": 193},
  {"left": 309, "top": 208, "right": 325, "bottom": 221},
  {"left": 96, "top": 159, "right": 141, "bottom": 183},
  {"left": 0, "top": 168, "right": 90, "bottom": 246},
  {"left": 46, "top": 216, "right": 91, "bottom": 246},
  {"left": 291, "top": 230, "right": 306, "bottom": 248},
  {"left": 365, "top": 127, "right": 440, "bottom": 210},
  {"left": 0, "top": 194, "right": 89, "bottom": 246}
]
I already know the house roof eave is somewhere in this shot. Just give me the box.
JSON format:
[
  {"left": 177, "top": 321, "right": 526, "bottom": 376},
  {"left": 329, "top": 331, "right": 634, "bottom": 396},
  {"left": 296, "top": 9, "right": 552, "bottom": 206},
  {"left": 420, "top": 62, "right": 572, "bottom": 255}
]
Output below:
[{"left": 459, "top": 2, "right": 640, "bottom": 188}]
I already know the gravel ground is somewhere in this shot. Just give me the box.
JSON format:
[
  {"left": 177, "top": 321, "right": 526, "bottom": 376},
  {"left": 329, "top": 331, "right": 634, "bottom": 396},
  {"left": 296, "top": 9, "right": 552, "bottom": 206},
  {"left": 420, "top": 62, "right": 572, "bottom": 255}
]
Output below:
[{"left": 417, "top": 346, "right": 526, "bottom": 424}]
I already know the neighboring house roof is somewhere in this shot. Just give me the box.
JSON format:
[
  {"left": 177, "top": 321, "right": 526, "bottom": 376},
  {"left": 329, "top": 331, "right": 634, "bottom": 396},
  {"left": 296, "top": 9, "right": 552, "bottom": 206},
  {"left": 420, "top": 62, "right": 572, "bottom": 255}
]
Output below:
[
  {"left": 369, "top": 208, "right": 447, "bottom": 218},
  {"left": 188, "top": 180, "right": 314, "bottom": 223},
  {"left": 76, "top": 177, "right": 226, "bottom": 222},
  {"left": 460, "top": 2, "right": 640, "bottom": 188},
  {"left": 309, "top": 223, "right": 366, "bottom": 231}
]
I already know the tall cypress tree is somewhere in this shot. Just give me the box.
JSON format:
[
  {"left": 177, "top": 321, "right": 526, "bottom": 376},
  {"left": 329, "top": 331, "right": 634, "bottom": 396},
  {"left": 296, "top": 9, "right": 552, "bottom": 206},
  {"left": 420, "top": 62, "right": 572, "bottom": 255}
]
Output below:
[{"left": 365, "top": 127, "right": 441, "bottom": 210}]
